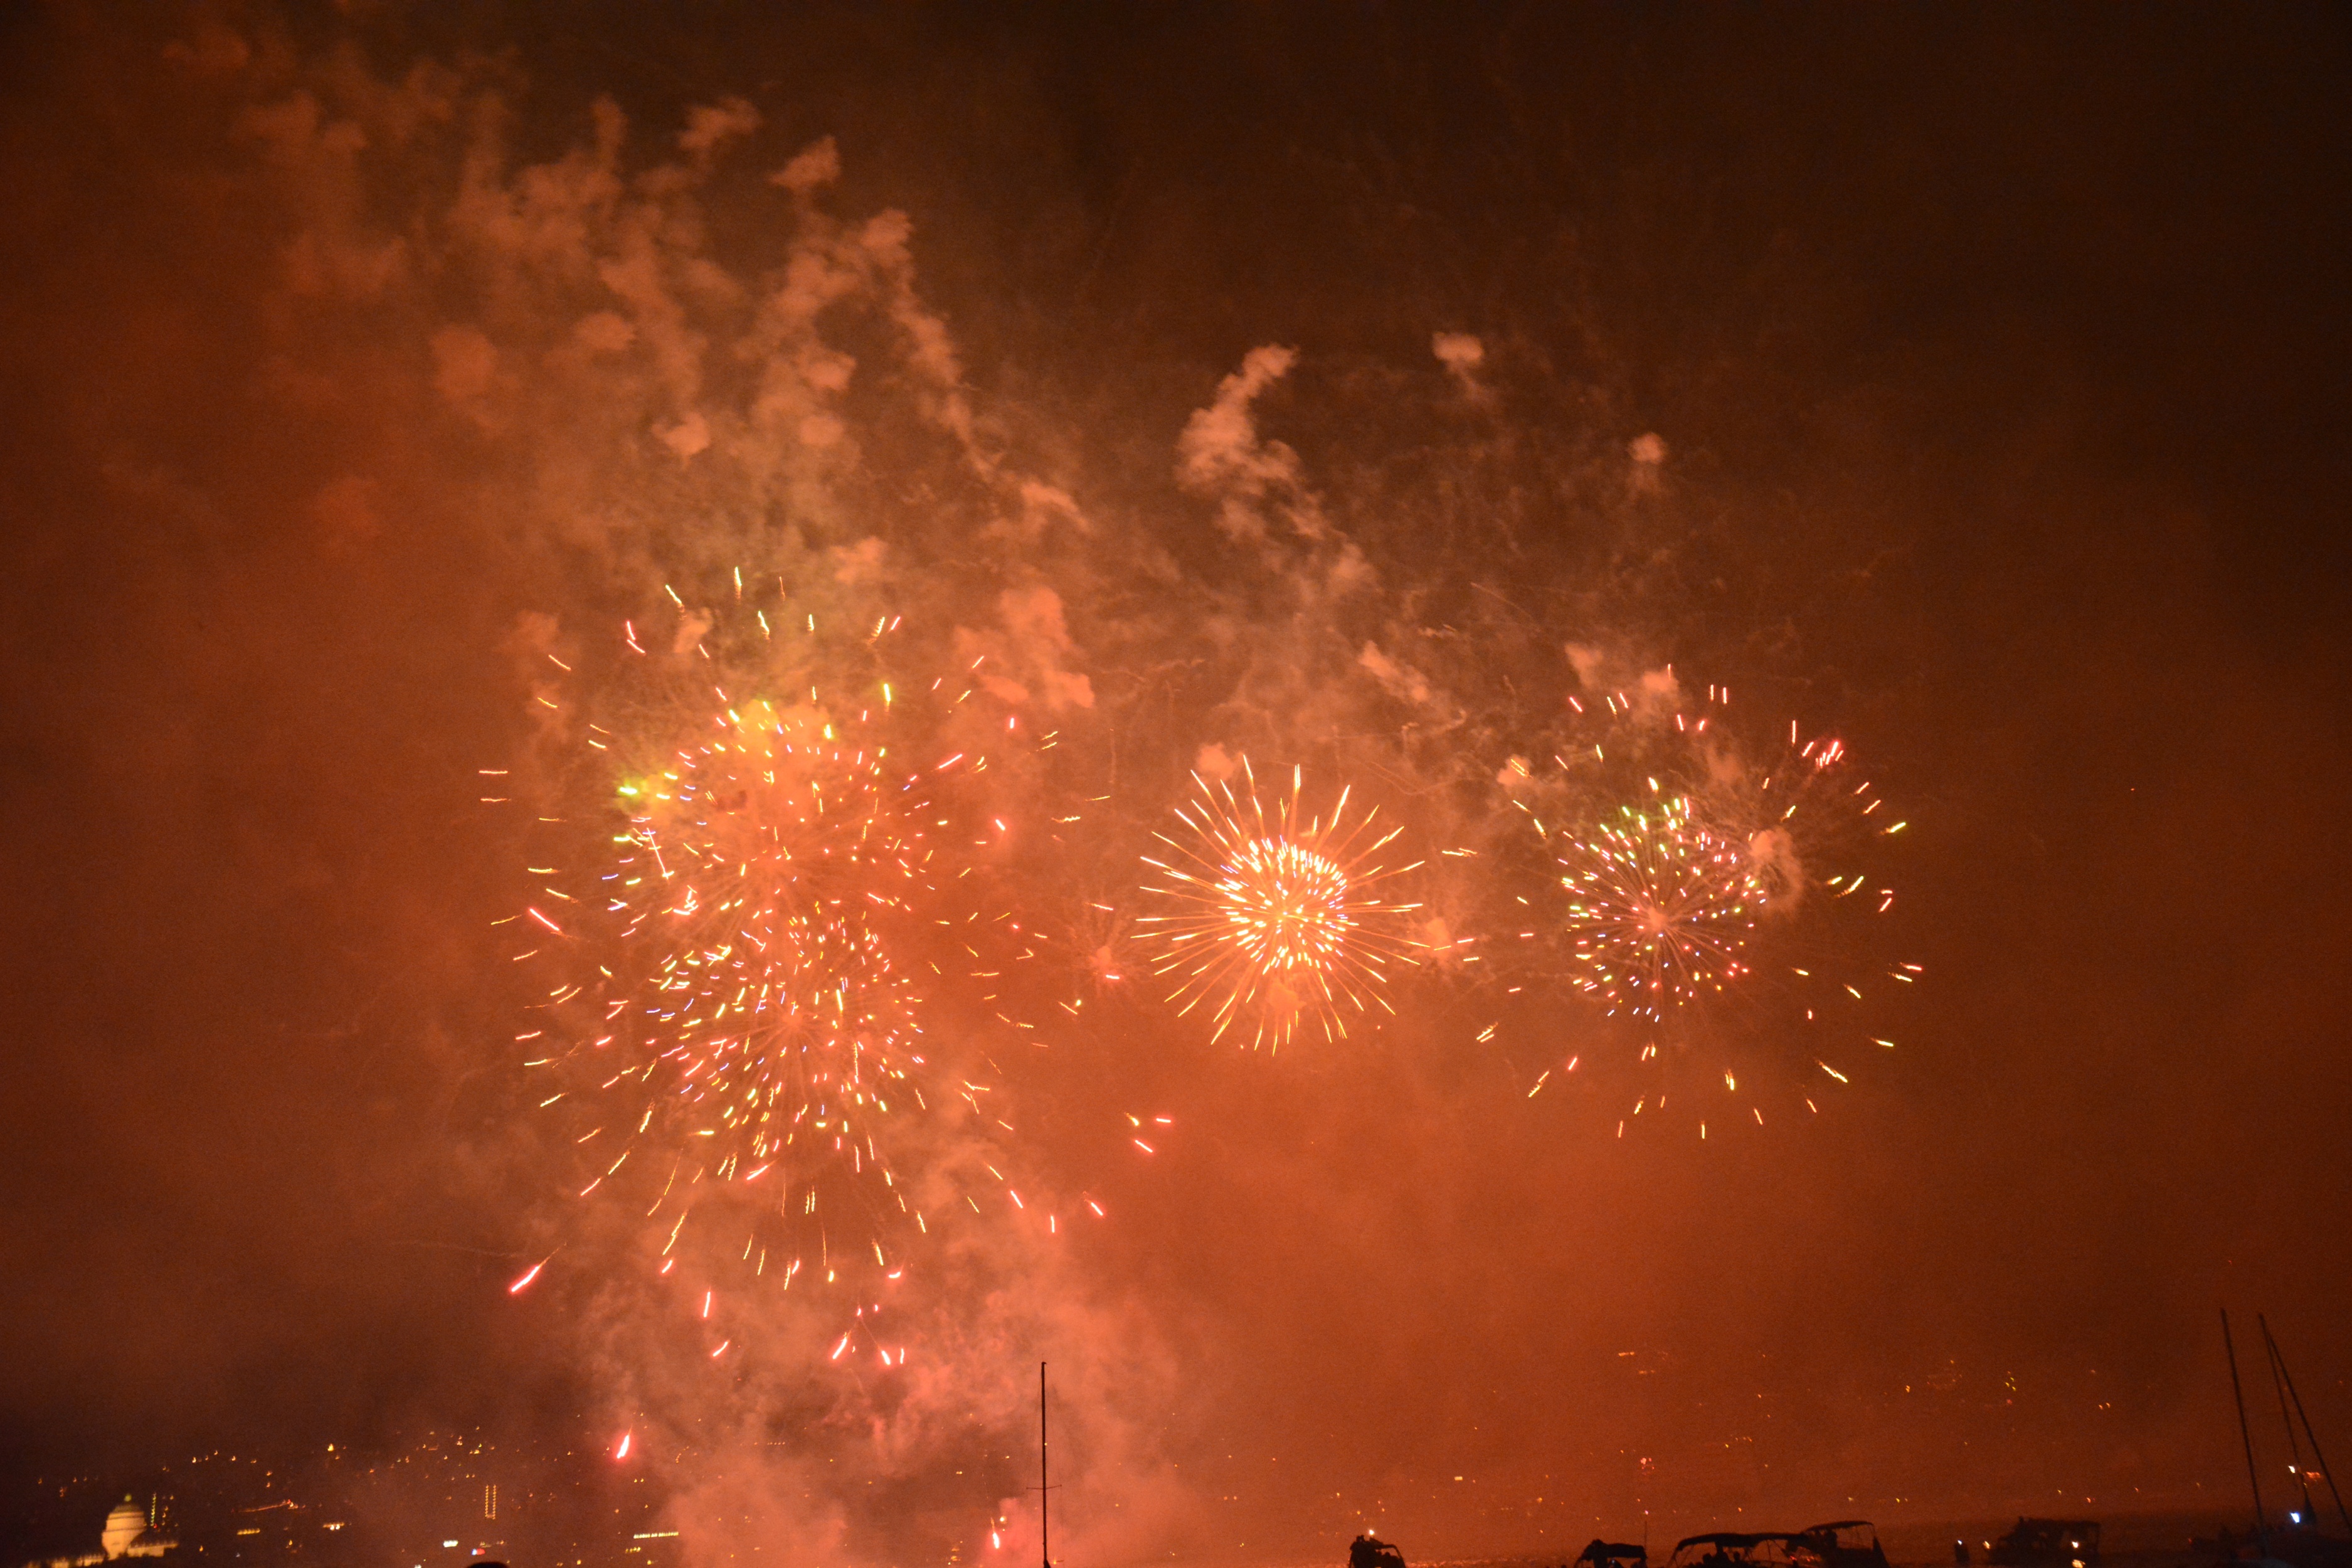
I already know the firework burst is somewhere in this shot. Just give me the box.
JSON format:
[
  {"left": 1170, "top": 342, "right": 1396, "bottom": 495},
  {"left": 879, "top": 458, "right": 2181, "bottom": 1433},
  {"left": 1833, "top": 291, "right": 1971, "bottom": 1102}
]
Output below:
[
  {"left": 506, "top": 593, "right": 1034, "bottom": 1296},
  {"left": 1555, "top": 790, "right": 1763, "bottom": 1020},
  {"left": 1507, "top": 679, "right": 1918, "bottom": 1131},
  {"left": 1135, "top": 760, "right": 1424, "bottom": 1051}
]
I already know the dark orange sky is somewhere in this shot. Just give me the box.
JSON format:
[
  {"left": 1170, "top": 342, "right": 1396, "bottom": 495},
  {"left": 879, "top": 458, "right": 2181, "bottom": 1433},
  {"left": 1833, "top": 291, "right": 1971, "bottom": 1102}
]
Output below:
[{"left": 1, "top": 5, "right": 2348, "bottom": 1564}]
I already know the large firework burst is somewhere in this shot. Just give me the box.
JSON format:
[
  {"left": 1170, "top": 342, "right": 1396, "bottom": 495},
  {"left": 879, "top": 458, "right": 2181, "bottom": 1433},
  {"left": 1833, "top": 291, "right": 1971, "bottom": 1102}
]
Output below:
[
  {"left": 506, "top": 596, "right": 1031, "bottom": 1298},
  {"left": 1134, "top": 760, "right": 1424, "bottom": 1051}
]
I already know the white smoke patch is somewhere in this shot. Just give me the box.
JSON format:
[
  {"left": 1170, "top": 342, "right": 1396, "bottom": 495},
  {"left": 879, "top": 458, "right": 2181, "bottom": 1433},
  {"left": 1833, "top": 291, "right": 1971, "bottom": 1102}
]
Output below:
[
  {"left": 1175, "top": 344, "right": 1327, "bottom": 543},
  {"left": 161, "top": 17, "right": 254, "bottom": 75},
  {"left": 1416, "top": 912, "right": 1470, "bottom": 970},
  {"left": 1564, "top": 642, "right": 1608, "bottom": 689},
  {"left": 1322, "top": 537, "right": 1377, "bottom": 598},
  {"left": 772, "top": 135, "right": 842, "bottom": 194},
  {"left": 205, "top": 38, "right": 1131, "bottom": 798},
  {"left": 677, "top": 97, "right": 761, "bottom": 162},
  {"left": 566, "top": 1181, "right": 1205, "bottom": 1568},
  {"left": 956, "top": 585, "right": 1096, "bottom": 712},
  {"left": 428, "top": 324, "right": 502, "bottom": 427},
  {"left": 233, "top": 82, "right": 419, "bottom": 304},
  {"left": 856, "top": 206, "right": 978, "bottom": 450},
  {"left": 573, "top": 309, "right": 635, "bottom": 353},
  {"left": 1192, "top": 742, "right": 1239, "bottom": 782},
  {"left": 830, "top": 537, "right": 889, "bottom": 586},
  {"left": 668, "top": 608, "right": 714, "bottom": 656},
  {"left": 1745, "top": 825, "right": 1806, "bottom": 914},
  {"left": 657, "top": 409, "right": 711, "bottom": 460},
  {"left": 1357, "top": 640, "right": 1434, "bottom": 707},
  {"left": 1564, "top": 644, "right": 1683, "bottom": 724},
  {"left": 1628, "top": 430, "right": 1669, "bottom": 497},
  {"left": 501, "top": 612, "right": 576, "bottom": 750},
  {"left": 1159, "top": 346, "right": 1409, "bottom": 783},
  {"left": 665, "top": 1460, "right": 850, "bottom": 1568},
  {"left": 1431, "top": 330, "right": 1488, "bottom": 400},
  {"left": 1700, "top": 734, "right": 1751, "bottom": 793},
  {"left": 987, "top": 478, "right": 1092, "bottom": 548},
  {"left": 1634, "top": 664, "right": 1682, "bottom": 716},
  {"left": 225, "top": 65, "right": 1062, "bottom": 585}
]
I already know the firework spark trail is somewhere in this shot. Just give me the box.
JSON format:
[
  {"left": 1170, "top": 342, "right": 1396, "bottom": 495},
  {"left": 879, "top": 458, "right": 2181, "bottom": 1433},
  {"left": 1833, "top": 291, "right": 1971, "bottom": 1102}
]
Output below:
[
  {"left": 507, "top": 594, "right": 1046, "bottom": 1298},
  {"left": 1133, "top": 759, "right": 1424, "bottom": 1051}
]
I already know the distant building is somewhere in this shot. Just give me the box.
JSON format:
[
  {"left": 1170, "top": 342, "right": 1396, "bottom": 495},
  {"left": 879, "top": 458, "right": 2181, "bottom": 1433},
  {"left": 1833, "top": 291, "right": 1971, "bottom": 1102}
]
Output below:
[
  {"left": 25, "top": 1495, "right": 178, "bottom": 1568},
  {"left": 104, "top": 1498, "right": 177, "bottom": 1560}
]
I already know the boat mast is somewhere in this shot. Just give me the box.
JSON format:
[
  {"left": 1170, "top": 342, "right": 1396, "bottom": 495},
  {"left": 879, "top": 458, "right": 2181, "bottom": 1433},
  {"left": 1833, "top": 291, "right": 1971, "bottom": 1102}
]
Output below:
[
  {"left": 2223, "top": 1308, "right": 2272, "bottom": 1557},
  {"left": 2262, "top": 1315, "right": 2352, "bottom": 1540},
  {"left": 1041, "top": 1362, "right": 1052, "bottom": 1568},
  {"left": 2260, "top": 1319, "right": 2319, "bottom": 1525}
]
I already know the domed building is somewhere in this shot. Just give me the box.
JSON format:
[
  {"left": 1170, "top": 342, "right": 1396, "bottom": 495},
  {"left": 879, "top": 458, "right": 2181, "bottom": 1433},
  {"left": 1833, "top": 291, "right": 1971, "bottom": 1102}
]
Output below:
[
  {"left": 99, "top": 1498, "right": 174, "bottom": 1561},
  {"left": 20, "top": 1493, "right": 177, "bottom": 1568},
  {"left": 100, "top": 1502, "right": 144, "bottom": 1561}
]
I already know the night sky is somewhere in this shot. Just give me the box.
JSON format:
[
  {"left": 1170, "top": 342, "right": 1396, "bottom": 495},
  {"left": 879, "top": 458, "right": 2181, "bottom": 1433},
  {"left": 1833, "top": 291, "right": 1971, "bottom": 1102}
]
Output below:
[{"left": 3, "top": 4, "right": 2348, "bottom": 1564}]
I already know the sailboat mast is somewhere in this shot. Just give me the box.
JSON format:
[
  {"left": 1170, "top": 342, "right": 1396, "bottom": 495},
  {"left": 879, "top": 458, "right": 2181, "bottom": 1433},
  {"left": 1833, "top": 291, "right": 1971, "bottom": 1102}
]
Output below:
[
  {"left": 1041, "top": 1361, "right": 1051, "bottom": 1568},
  {"left": 2224, "top": 1308, "right": 2272, "bottom": 1557},
  {"left": 2263, "top": 1316, "right": 2352, "bottom": 1540},
  {"left": 2261, "top": 1319, "right": 2318, "bottom": 1523}
]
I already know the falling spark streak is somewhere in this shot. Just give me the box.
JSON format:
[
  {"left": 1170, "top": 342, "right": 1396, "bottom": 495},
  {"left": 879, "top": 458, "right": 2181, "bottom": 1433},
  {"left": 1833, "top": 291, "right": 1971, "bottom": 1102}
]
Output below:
[{"left": 1134, "top": 759, "right": 1424, "bottom": 1051}]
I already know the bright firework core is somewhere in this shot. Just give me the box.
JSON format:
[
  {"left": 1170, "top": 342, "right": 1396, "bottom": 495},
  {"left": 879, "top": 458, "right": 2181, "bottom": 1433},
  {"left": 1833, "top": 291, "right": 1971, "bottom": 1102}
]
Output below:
[
  {"left": 1137, "top": 761, "right": 1424, "bottom": 1051},
  {"left": 1219, "top": 837, "right": 1355, "bottom": 976}
]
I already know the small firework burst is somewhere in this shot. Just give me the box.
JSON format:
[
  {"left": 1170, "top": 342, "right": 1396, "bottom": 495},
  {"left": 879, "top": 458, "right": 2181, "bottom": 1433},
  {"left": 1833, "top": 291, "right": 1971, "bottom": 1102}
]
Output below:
[
  {"left": 1135, "top": 760, "right": 1424, "bottom": 1050},
  {"left": 1503, "top": 676, "right": 1917, "bottom": 1130}
]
